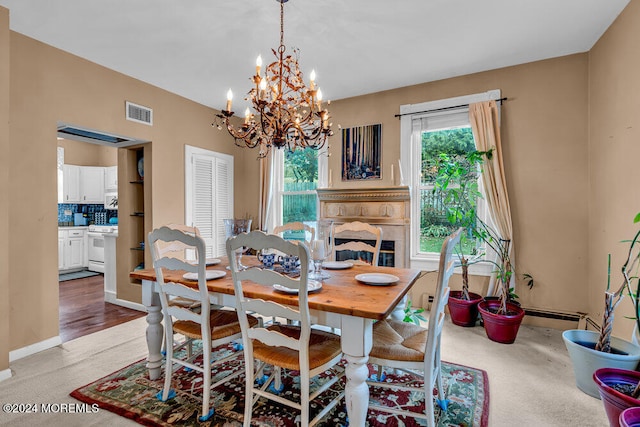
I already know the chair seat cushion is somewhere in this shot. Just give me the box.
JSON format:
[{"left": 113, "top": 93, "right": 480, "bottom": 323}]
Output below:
[
  {"left": 370, "top": 319, "right": 427, "bottom": 362},
  {"left": 174, "top": 309, "right": 258, "bottom": 340},
  {"left": 253, "top": 324, "right": 342, "bottom": 371}
]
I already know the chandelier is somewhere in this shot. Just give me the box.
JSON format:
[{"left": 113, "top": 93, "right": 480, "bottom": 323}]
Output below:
[{"left": 215, "top": 0, "right": 332, "bottom": 158}]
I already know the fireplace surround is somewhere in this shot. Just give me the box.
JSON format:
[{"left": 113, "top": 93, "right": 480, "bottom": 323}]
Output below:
[{"left": 317, "top": 186, "right": 410, "bottom": 268}]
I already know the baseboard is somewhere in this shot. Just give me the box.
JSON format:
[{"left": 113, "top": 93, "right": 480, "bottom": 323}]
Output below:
[
  {"left": 9, "top": 336, "right": 62, "bottom": 362},
  {"left": 0, "top": 368, "right": 12, "bottom": 383},
  {"left": 105, "top": 294, "right": 146, "bottom": 313}
]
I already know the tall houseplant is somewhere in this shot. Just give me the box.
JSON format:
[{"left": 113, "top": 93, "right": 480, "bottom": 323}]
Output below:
[
  {"left": 563, "top": 214, "right": 640, "bottom": 399},
  {"left": 433, "top": 150, "right": 529, "bottom": 336},
  {"left": 432, "top": 151, "right": 486, "bottom": 326}
]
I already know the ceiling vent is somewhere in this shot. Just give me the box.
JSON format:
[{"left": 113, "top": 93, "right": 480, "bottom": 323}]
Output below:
[
  {"left": 57, "top": 123, "right": 148, "bottom": 148},
  {"left": 126, "top": 101, "right": 153, "bottom": 126}
]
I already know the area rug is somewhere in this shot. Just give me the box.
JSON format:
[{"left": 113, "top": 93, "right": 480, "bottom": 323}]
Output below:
[
  {"left": 71, "top": 343, "right": 489, "bottom": 427},
  {"left": 59, "top": 270, "right": 101, "bottom": 282}
]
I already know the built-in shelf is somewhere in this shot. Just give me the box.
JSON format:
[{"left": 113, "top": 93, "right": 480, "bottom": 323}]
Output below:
[
  {"left": 131, "top": 212, "right": 144, "bottom": 217},
  {"left": 130, "top": 247, "right": 145, "bottom": 251},
  {"left": 129, "top": 180, "right": 144, "bottom": 184}
]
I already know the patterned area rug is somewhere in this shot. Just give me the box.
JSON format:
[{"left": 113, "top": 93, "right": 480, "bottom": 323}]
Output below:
[{"left": 71, "top": 343, "right": 489, "bottom": 427}]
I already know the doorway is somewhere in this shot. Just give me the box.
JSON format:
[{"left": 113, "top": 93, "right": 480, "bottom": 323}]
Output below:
[{"left": 56, "top": 135, "right": 128, "bottom": 341}]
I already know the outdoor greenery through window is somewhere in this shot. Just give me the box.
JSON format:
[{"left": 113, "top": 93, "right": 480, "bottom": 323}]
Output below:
[
  {"left": 419, "top": 126, "right": 480, "bottom": 255},
  {"left": 281, "top": 148, "right": 318, "bottom": 241}
]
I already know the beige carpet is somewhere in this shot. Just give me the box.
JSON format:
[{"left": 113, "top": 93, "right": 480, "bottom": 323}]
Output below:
[{"left": 0, "top": 316, "right": 608, "bottom": 426}]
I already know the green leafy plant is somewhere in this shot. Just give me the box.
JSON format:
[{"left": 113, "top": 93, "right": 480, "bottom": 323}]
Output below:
[
  {"left": 432, "top": 149, "right": 532, "bottom": 314},
  {"left": 403, "top": 299, "right": 426, "bottom": 325}
]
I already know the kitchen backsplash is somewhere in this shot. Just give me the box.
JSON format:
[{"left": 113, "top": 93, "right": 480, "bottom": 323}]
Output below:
[{"left": 58, "top": 203, "right": 117, "bottom": 226}]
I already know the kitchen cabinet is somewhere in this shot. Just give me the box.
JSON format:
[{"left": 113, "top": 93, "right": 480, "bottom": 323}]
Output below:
[
  {"left": 62, "top": 164, "right": 81, "bottom": 203},
  {"left": 81, "top": 166, "right": 105, "bottom": 203},
  {"left": 59, "top": 227, "right": 88, "bottom": 271},
  {"left": 62, "top": 165, "right": 105, "bottom": 203},
  {"left": 105, "top": 166, "right": 118, "bottom": 192}
]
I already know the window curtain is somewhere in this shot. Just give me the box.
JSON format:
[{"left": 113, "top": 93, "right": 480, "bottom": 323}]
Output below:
[
  {"left": 469, "top": 100, "right": 515, "bottom": 296},
  {"left": 258, "top": 150, "right": 274, "bottom": 232}
]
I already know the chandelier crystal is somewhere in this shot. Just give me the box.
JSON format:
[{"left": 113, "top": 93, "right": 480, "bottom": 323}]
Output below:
[{"left": 215, "top": 0, "right": 332, "bottom": 158}]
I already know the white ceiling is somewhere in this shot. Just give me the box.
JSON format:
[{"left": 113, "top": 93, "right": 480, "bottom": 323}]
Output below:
[{"left": 0, "top": 0, "right": 630, "bottom": 113}]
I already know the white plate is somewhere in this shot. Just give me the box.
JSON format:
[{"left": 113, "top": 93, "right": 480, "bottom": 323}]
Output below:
[
  {"left": 182, "top": 270, "right": 226, "bottom": 281},
  {"left": 206, "top": 258, "right": 221, "bottom": 266},
  {"left": 273, "top": 280, "right": 322, "bottom": 294},
  {"left": 322, "top": 261, "right": 354, "bottom": 270},
  {"left": 355, "top": 273, "right": 399, "bottom": 286}
]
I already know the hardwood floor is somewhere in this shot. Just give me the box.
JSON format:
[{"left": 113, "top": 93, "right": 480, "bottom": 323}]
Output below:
[{"left": 59, "top": 274, "right": 145, "bottom": 342}]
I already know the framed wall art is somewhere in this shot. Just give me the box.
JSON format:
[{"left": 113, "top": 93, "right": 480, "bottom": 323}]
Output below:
[{"left": 341, "top": 123, "right": 382, "bottom": 181}]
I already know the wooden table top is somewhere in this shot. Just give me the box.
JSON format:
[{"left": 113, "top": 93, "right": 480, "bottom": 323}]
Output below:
[{"left": 131, "top": 257, "right": 421, "bottom": 321}]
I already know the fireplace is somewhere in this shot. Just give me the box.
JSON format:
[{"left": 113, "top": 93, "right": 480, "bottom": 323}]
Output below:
[{"left": 317, "top": 187, "right": 410, "bottom": 268}]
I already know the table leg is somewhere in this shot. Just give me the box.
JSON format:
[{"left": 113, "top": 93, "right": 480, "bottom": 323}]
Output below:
[
  {"left": 142, "top": 280, "right": 164, "bottom": 380},
  {"left": 340, "top": 316, "right": 373, "bottom": 427},
  {"left": 344, "top": 354, "right": 370, "bottom": 426}
]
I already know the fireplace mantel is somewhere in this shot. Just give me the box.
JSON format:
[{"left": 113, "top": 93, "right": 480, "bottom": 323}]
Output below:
[{"left": 317, "top": 187, "right": 410, "bottom": 267}]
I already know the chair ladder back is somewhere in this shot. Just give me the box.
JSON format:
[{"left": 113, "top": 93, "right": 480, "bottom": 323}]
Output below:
[
  {"left": 273, "top": 221, "right": 316, "bottom": 243},
  {"left": 227, "top": 230, "right": 312, "bottom": 331},
  {"left": 424, "top": 228, "right": 462, "bottom": 367},
  {"left": 333, "top": 221, "right": 383, "bottom": 266}
]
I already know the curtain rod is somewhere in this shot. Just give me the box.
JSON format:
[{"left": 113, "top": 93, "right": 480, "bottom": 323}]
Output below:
[{"left": 394, "top": 97, "right": 507, "bottom": 119}]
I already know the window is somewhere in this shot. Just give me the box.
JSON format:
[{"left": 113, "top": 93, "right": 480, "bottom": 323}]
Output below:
[
  {"left": 400, "top": 90, "right": 500, "bottom": 272},
  {"left": 270, "top": 147, "right": 327, "bottom": 239}
]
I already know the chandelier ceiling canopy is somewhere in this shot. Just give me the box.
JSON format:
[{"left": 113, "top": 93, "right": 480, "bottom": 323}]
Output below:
[{"left": 215, "top": 0, "right": 332, "bottom": 158}]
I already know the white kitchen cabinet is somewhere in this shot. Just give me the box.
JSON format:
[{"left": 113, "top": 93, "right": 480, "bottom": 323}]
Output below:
[
  {"left": 58, "top": 231, "right": 65, "bottom": 270},
  {"left": 81, "top": 166, "right": 105, "bottom": 203},
  {"left": 105, "top": 166, "right": 118, "bottom": 191},
  {"left": 62, "top": 164, "right": 81, "bottom": 203},
  {"left": 61, "top": 165, "right": 105, "bottom": 204},
  {"left": 59, "top": 228, "right": 88, "bottom": 271}
]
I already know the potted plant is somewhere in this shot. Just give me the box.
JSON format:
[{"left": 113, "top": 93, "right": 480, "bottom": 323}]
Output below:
[
  {"left": 433, "top": 150, "right": 528, "bottom": 339},
  {"left": 474, "top": 218, "right": 526, "bottom": 344},
  {"left": 590, "top": 214, "right": 640, "bottom": 426},
  {"left": 563, "top": 214, "right": 640, "bottom": 399},
  {"left": 432, "top": 151, "right": 486, "bottom": 327}
]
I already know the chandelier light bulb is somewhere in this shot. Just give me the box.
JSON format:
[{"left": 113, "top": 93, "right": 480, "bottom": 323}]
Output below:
[
  {"left": 256, "top": 55, "right": 262, "bottom": 75},
  {"left": 244, "top": 107, "right": 251, "bottom": 124},
  {"left": 226, "top": 89, "right": 233, "bottom": 112},
  {"left": 309, "top": 69, "right": 316, "bottom": 89}
]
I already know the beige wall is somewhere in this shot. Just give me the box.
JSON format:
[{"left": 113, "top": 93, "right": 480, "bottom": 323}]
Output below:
[
  {"left": 58, "top": 138, "right": 117, "bottom": 166},
  {"left": 5, "top": 29, "right": 259, "bottom": 358},
  {"left": 0, "top": 6, "right": 10, "bottom": 372},
  {"left": 588, "top": 0, "right": 640, "bottom": 339},
  {"left": 328, "top": 54, "right": 590, "bottom": 316}
]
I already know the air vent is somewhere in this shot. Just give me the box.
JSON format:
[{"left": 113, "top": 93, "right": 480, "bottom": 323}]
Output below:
[
  {"left": 57, "top": 123, "right": 148, "bottom": 148},
  {"left": 126, "top": 101, "right": 153, "bottom": 126}
]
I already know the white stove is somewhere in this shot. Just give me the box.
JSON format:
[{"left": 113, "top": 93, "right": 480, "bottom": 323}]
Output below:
[
  {"left": 89, "top": 225, "right": 118, "bottom": 234},
  {"left": 88, "top": 225, "right": 118, "bottom": 272}
]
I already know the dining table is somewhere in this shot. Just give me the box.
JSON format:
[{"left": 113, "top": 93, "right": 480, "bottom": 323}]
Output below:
[{"left": 130, "top": 256, "right": 421, "bottom": 427}]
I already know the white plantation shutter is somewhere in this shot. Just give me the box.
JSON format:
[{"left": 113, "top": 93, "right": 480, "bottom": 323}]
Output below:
[
  {"left": 185, "top": 146, "right": 233, "bottom": 258},
  {"left": 214, "top": 158, "right": 232, "bottom": 256}
]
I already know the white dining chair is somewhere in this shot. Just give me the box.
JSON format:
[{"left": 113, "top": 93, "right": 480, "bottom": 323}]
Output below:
[
  {"left": 332, "top": 221, "right": 383, "bottom": 266},
  {"left": 366, "top": 227, "right": 463, "bottom": 427},
  {"left": 149, "top": 226, "right": 258, "bottom": 422},
  {"left": 226, "top": 230, "right": 345, "bottom": 427},
  {"left": 273, "top": 221, "right": 315, "bottom": 245}
]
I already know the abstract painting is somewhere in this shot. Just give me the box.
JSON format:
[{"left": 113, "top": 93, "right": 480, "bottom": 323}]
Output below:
[{"left": 341, "top": 123, "right": 382, "bottom": 181}]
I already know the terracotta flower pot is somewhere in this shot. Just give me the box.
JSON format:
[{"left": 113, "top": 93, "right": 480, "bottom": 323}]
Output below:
[
  {"left": 477, "top": 299, "right": 525, "bottom": 344},
  {"left": 620, "top": 406, "right": 640, "bottom": 427},
  {"left": 447, "top": 291, "right": 483, "bottom": 327},
  {"left": 594, "top": 368, "right": 640, "bottom": 427}
]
